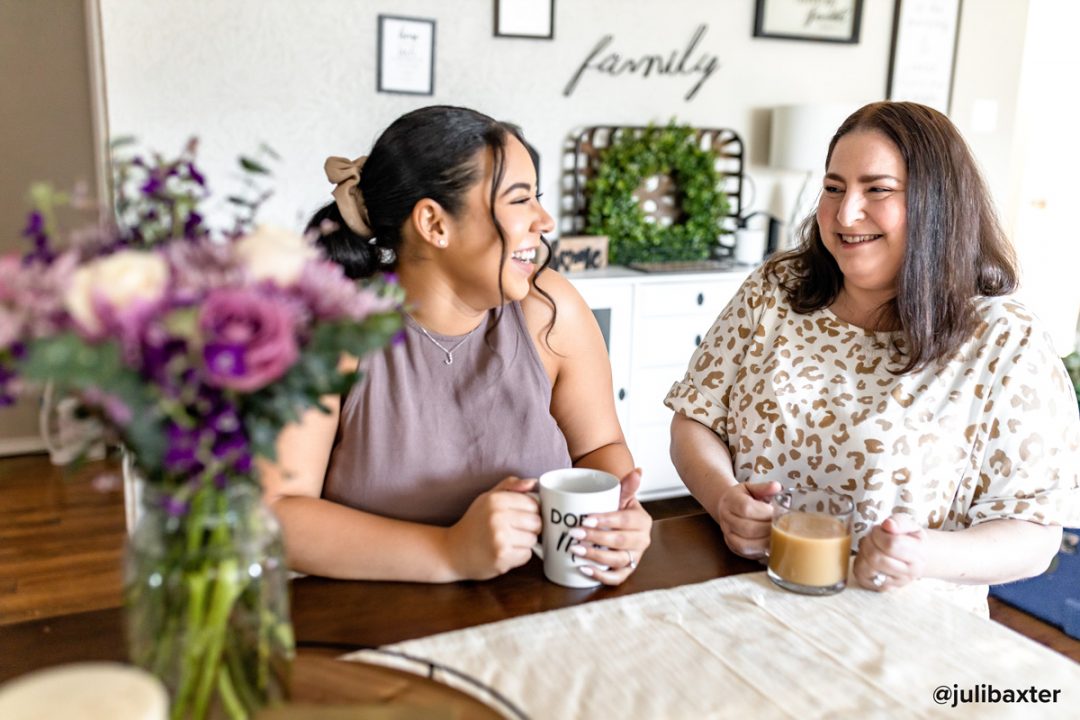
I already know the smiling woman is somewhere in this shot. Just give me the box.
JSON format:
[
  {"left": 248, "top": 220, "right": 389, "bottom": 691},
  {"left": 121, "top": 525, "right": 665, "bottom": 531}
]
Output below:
[
  {"left": 667, "top": 101, "right": 1080, "bottom": 615},
  {"left": 261, "top": 106, "right": 652, "bottom": 586}
]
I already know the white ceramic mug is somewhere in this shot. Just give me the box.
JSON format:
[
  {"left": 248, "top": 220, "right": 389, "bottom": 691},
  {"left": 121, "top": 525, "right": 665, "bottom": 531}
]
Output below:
[{"left": 534, "top": 468, "right": 621, "bottom": 588}]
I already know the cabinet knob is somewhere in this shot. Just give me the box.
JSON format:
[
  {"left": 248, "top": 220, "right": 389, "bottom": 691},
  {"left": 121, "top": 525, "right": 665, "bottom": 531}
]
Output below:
[
  {"left": 696, "top": 292, "right": 704, "bottom": 306},
  {"left": 618, "top": 388, "right": 626, "bottom": 401},
  {"left": 694, "top": 334, "right": 702, "bottom": 346}
]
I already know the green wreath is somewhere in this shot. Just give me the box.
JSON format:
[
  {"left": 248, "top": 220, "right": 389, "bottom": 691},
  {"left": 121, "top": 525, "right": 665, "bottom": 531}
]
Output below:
[{"left": 585, "top": 123, "right": 730, "bottom": 265}]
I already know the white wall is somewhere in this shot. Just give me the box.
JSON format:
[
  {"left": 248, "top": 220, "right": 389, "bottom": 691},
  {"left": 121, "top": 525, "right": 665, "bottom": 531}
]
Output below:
[
  {"left": 99, "top": 0, "right": 896, "bottom": 233},
  {"left": 1007, "top": 0, "right": 1080, "bottom": 354},
  {"left": 950, "top": 0, "right": 1030, "bottom": 239}
]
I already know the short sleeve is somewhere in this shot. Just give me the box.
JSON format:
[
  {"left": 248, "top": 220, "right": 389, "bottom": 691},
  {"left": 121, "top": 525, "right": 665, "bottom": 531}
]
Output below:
[
  {"left": 663, "top": 268, "right": 771, "bottom": 445},
  {"left": 967, "top": 308, "right": 1080, "bottom": 527}
]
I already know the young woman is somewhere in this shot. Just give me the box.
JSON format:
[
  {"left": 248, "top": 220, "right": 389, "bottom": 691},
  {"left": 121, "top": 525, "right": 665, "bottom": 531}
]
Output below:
[
  {"left": 262, "top": 106, "right": 651, "bottom": 584},
  {"left": 667, "top": 102, "right": 1078, "bottom": 606}
]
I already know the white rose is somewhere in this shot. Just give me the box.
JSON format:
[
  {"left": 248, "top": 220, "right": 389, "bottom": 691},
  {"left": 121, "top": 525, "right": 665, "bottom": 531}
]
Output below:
[
  {"left": 236, "top": 225, "right": 319, "bottom": 286},
  {"left": 64, "top": 250, "right": 169, "bottom": 334}
]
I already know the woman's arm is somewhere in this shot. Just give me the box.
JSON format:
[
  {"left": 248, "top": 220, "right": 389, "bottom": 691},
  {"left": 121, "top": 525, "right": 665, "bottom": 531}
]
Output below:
[
  {"left": 669, "top": 412, "right": 737, "bottom": 516},
  {"left": 925, "top": 520, "right": 1062, "bottom": 584},
  {"left": 854, "top": 514, "right": 1062, "bottom": 589},
  {"left": 261, "top": 395, "right": 541, "bottom": 582},
  {"left": 670, "top": 412, "right": 779, "bottom": 557}
]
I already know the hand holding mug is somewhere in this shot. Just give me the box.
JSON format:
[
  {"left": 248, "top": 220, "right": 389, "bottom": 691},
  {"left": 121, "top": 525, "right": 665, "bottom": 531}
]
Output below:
[
  {"left": 569, "top": 468, "right": 652, "bottom": 586},
  {"left": 715, "top": 480, "right": 781, "bottom": 559},
  {"left": 854, "top": 514, "right": 927, "bottom": 591},
  {"left": 445, "top": 475, "right": 541, "bottom": 581}
]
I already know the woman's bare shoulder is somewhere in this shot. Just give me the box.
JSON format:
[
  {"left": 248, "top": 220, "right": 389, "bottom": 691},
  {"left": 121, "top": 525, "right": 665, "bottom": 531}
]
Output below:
[{"left": 520, "top": 268, "right": 592, "bottom": 337}]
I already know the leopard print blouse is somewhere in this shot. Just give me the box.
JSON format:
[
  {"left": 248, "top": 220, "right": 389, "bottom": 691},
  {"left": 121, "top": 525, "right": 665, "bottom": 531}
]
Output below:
[{"left": 665, "top": 264, "right": 1080, "bottom": 542}]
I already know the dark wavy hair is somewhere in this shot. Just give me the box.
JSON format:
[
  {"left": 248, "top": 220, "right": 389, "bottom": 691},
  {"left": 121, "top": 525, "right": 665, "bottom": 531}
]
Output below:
[
  {"left": 763, "top": 101, "right": 1018, "bottom": 374},
  {"left": 307, "top": 105, "right": 555, "bottom": 337}
]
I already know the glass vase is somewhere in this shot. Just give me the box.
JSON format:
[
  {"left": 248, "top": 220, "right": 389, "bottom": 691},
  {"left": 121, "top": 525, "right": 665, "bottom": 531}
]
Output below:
[{"left": 124, "top": 480, "right": 294, "bottom": 720}]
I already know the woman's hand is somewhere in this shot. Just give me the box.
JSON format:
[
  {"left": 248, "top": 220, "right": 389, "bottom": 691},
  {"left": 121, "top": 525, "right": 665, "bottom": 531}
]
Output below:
[
  {"left": 715, "top": 480, "right": 780, "bottom": 559},
  {"left": 444, "top": 476, "right": 541, "bottom": 581},
  {"left": 854, "top": 514, "right": 927, "bottom": 591},
  {"left": 565, "top": 468, "right": 653, "bottom": 585}
]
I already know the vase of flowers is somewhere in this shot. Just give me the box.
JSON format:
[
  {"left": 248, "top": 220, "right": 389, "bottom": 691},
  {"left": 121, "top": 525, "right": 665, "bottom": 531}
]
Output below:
[{"left": 0, "top": 141, "right": 402, "bottom": 718}]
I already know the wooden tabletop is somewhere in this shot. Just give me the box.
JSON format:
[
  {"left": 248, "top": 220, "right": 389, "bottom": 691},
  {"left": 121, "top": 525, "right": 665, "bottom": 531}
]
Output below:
[{"left": 1, "top": 512, "right": 1076, "bottom": 690}]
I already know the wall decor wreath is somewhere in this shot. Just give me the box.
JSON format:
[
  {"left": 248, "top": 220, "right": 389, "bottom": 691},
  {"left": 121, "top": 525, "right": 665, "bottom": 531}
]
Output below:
[{"left": 585, "top": 123, "right": 730, "bottom": 265}]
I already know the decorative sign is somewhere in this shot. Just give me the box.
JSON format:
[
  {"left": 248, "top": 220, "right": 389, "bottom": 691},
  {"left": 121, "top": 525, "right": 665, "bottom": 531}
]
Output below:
[
  {"left": 377, "top": 15, "right": 436, "bottom": 96},
  {"left": 753, "top": 0, "right": 863, "bottom": 44},
  {"left": 552, "top": 236, "right": 608, "bottom": 272},
  {"left": 886, "top": 0, "right": 961, "bottom": 113},
  {"left": 494, "top": 0, "right": 555, "bottom": 40},
  {"left": 564, "top": 25, "right": 720, "bottom": 102}
]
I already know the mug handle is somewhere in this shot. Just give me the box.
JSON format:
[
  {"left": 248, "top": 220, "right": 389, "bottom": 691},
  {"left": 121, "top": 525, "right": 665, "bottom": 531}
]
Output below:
[{"left": 527, "top": 491, "right": 543, "bottom": 559}]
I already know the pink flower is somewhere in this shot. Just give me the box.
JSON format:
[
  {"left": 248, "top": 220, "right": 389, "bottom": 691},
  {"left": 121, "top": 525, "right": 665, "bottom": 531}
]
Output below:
[
  {"left": 0, "top": 255, "right": 20, "bottom": 303},
  {"left": 198, "top": 288, "right": 298, "bottom": 392},
  {"left": 296, "top": 261, "right": 397, "bottom": 321}
]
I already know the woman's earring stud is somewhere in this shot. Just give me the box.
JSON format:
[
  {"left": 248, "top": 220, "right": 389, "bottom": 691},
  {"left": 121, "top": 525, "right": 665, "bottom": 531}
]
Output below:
[{"left": 438, "top": 239, "right": 447, "bottom": 247}]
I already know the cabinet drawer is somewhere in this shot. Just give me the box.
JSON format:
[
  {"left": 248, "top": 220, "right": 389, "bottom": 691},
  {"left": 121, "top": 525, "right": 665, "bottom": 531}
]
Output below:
[
  {"left": 635, "top": 277, "right": 744, "bottom": 319},
  {"left": 633, "top": 314, "right": 714, "bottom": 368}
]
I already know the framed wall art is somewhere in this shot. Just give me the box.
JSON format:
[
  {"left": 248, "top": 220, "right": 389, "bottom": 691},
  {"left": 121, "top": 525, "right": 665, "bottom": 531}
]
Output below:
[
  {"left": 377, "top": 15, "right": 436, "bottom": 96},
  {"left": 886, "top": 0, "right": 962, "bottom": 113},
  {"left": 494, "top": 0, "right": 555, "bottom": 40},
  {"left": 753, "top": 0, "right": 863, "bottom": 44}
]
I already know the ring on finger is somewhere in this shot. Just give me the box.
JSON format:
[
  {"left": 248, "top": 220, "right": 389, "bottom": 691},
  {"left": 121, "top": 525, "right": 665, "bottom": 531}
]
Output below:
[
  {"left": 870, "top": 571, "right": 888, "bottom": 588},
  {"left": 624, "top": 549, "right": 637, "bottom": 570}
]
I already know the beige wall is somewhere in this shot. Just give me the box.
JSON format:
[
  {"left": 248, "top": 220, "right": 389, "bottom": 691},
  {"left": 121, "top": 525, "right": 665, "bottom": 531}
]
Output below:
[{"left": 0, "top": 0, "right": 101, "bottom": 453}]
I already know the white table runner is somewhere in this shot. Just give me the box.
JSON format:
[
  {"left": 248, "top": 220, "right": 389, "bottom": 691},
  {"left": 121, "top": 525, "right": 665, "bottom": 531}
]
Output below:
[{"left": 345, "top": 573, "right": 1079, "bottom": 719}]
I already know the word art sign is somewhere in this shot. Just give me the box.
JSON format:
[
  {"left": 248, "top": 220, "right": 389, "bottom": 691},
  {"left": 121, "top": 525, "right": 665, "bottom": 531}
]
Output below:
[
  {"left": 564, "top": 25, "right": 720, "bottom": 102},
  {"left": 552, "top": 236, "right": 608, "bottom": 272}
]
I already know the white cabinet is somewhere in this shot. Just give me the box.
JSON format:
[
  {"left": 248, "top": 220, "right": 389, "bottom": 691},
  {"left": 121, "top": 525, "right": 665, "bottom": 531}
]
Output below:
[{"left": 567, "top": 266, "right": 751, "bottom": 500}]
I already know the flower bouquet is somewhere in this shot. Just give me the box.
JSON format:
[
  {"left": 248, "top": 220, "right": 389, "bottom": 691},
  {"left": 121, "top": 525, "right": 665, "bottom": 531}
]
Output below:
[{"left": 0, "top": 141, "right": 402, "bottom": 718}]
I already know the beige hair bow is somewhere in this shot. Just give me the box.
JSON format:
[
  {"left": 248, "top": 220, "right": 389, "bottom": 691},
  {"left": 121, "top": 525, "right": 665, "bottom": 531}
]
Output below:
[{"left": 324, "top": 155, "right": 372, "bottom": 237}]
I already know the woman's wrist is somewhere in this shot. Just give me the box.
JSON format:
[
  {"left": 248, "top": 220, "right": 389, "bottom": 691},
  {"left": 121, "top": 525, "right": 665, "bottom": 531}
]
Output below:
[{"left": 433, "top": 525, "right": 466, "bottom": 583}]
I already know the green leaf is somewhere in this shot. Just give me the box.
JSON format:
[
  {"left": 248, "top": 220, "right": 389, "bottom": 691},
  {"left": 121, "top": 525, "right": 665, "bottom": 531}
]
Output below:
[{"left": 239, "top": 157, "right": 270, "bottom": 175}]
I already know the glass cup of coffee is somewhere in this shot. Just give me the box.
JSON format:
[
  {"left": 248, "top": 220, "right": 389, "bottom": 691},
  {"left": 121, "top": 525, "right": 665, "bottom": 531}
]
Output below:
[{"left": 766, "top": 487, "right": 854, "bottom": 596}]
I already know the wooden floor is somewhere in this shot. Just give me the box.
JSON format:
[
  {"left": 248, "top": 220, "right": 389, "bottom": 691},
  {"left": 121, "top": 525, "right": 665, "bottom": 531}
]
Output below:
[{"left": 0, "top": 452, "right": 1075, "bottom": 664}]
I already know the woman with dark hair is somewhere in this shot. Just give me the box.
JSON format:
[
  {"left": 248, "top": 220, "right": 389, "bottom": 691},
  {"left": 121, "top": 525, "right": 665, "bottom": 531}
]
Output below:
[
  {"left": 666, "top": 101, "right": 1078, "bottom": 609},
  {"left": 262, "top": 106, "right": 651, "bottom": 583}
]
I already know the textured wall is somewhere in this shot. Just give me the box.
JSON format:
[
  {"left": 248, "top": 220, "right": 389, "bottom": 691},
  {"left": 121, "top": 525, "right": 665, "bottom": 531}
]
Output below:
[{"left": 98, "top": 0, "right": 896, "bottom": 233}]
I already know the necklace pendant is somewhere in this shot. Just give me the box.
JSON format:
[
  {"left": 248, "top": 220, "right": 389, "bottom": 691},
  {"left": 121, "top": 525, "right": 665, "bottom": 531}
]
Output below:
[{"left": 444, "top": 354, "right": 453, "bottom": 365}]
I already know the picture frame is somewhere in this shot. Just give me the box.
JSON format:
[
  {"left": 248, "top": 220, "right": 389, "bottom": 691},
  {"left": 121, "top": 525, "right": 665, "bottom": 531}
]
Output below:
[
  {"left": 377, "top": 15, "right": 436, "bottom": 96},
  {"left": 494, "top": 0, "right": 555, "bottom": 40},
  {"left": 886, "top": 0, "right": 962, "bottom": 114},
  {"left": 753, "top": 0, "right": 863, "bottom": 44}
]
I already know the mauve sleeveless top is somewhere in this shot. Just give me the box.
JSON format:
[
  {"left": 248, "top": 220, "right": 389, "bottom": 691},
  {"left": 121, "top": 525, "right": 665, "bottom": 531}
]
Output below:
[{"left": 322, "top": 301, "right": 572, "bottom": 527}]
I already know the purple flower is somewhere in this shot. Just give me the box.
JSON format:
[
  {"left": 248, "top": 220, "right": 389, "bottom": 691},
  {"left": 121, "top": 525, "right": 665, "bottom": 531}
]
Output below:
[
  {"left": 213, "top": 432, "right": 251, "bottom": 474},
  {"left": 183, "top": 211, "right": 203, "bottom": 239},
  {"left": 81, "top": 387, "right": 133, "bottom": 425},
  {"left": 161, "top": 493, "right": 190, "bottom": 518},
  {"left": 296, "top": 261, "right": 397, "bottom": 321},
  {"left": 141, "top": 175, "right": 162, "bottom": 196},
  {"left": 198, "top": 288, "right": 298, "bottom": 391},
  {"left": 164, "top": 422, "right": 202, "bottom": 475},
  {"left": 22, "top": 211, "right": 55, "bottom": 265},
  {"left": 187, "top": 162, "right": 206, "bottom": 187}
]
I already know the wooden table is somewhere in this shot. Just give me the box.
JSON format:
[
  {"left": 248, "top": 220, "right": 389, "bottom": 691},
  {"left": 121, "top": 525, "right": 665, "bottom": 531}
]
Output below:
[{"left": 1, "top": 513, "right": 1076, "bottom": 698}]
